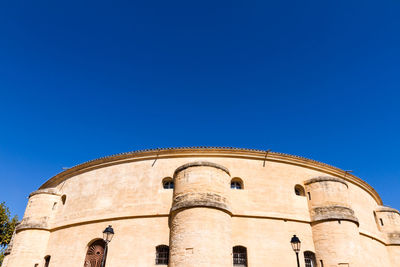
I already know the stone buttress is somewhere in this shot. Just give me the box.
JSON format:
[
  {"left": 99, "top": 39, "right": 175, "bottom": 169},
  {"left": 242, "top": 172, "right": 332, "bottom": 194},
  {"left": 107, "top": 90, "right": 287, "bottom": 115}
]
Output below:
[
  {"left": 305, "top": 176, "right": 361, "bottom": 267},
  {"left": 169, "top": 162, "right": 233, "bottom": 267},
  {"left": 374, "top": 206, "right": 400, "bottom": 266},
  {"left": 3, "top": 189, "right": 60, "bottom": 267}
]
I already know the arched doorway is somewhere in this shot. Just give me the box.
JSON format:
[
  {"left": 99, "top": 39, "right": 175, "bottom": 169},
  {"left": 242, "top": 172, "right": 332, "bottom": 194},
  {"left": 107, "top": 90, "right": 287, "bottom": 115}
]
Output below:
[{"left": 84, "top": 239, "right": 106, "bottom": 267}]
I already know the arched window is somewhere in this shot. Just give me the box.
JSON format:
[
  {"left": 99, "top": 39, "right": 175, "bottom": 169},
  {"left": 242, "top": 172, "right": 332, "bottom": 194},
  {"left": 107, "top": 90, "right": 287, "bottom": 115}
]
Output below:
[
  {"left": 304, "top": 251, "right": 316, "bottom": 267},
  {"left": 155, "top": 245, "right": 169, "bottom": 265},
  {"left": 294, "top": 185, "right": 305, "bottom": 196},
  {"left": 233, "top": 246, "right": 247, "bottom": 266},
  {"left": 231, "top": 178, "right": 244, "bottom": 190},
  {"left": 162, "top": 178, "right": 174, "bottom": 189},
  {"left": 84, "top": 239, "right": 106, "bottom": 267},
  {"left": 44, "top": 255, "right": 51, "bottom": 267}
]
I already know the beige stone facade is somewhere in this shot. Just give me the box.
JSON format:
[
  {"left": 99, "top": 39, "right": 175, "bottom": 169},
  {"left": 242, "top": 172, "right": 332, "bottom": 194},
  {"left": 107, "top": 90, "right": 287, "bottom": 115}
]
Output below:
[{"left": 3, "top": 147, "right": 400, "bottom": 267}]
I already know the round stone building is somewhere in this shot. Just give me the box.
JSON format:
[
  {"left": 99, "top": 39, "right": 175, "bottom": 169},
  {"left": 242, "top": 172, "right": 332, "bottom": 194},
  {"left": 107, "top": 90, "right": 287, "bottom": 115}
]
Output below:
[{"left": 3, "top": 147, "right": 400, "bottom": 267}]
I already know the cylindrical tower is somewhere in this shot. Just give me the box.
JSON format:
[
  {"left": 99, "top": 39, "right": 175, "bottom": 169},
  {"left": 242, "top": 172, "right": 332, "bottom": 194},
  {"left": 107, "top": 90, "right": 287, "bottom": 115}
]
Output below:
[
  {"left": 169, "top": 161, "right": 232, "bottom": 267},
  {"left": 374, "top": 206, "right": 400, "bottom": 266},
  {"left": 305, "top": 176, "right": 360, "bottom": 267},
  {"left": 4, "top": 189, "right": 60, "bottom": 267}
]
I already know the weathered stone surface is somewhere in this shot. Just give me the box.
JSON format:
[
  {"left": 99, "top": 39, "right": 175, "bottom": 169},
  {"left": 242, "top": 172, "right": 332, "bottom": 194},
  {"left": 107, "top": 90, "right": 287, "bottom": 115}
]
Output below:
[
  {"left": 311, "top": 220, "right": 361, "bottom": 266},
  {"left": 171, "top": 192, "right": 231, "bottom": 214},
  {"left": 170, "top": 162, "right": 232, "bottom": 267},
  {"left": 376, "top": 206, "right": 400, "bottom": 215},
  {"left": 306, "top": 174, "right": 361, "bottom": 266},
  {"left": 375, "top": 205, "right": 400, "bottom": 235},
  {"left": 29, "top": 188, "right": 60, "bottom": 198},
  {"left": 387, "top": 232, "right": 400, "bottom": 245},
  {"left": 16, "top": 216, "right": 50, "bottom": 231},
  {"left": 311, "top": 205, "right": 359, "bottom": 225},
  {"left": 305, "top": 176, "right": 348, "bottom": 187},
  {"left": 173, "top": 161, "right": 230, "bottom": 176}
]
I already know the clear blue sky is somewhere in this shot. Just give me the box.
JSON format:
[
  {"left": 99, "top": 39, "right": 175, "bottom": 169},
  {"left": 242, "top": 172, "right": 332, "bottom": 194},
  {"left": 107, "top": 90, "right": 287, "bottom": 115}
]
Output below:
[{"left": 1, "top": 0, "right": 399, "bottom": 218}]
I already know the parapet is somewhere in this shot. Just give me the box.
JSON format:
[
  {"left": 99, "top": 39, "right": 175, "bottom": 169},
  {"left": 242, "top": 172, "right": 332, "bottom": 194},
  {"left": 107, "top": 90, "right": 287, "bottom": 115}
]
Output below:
[
  {"left": 375, "top": 206, "right": 400, "bottom": 215},
  {"left": 305, "top": 176, "right": 348, "bottom": 188},
  {"left": 305, "top": 176, "right": 351, "bottom": 210},
  {"left": 171, "top": 161, "right": 232, "bottom": 215},
  {"left": 375, "top": 206, "right": 400, "bottom": 245},
  {"left": 29, "top": 188, "right": 60, "bottom": 198},
  {"left": 173, "top": 161, "right": 230, "bottom": 177},
  {"left": 19, "top": 188, "right": 61, "bottom": 232}
]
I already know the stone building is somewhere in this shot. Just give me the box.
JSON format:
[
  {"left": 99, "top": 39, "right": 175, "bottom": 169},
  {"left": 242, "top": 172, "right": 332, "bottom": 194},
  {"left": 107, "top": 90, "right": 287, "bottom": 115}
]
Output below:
[{"left": 3, "top": 147, "right": 400, "bottom": 267}]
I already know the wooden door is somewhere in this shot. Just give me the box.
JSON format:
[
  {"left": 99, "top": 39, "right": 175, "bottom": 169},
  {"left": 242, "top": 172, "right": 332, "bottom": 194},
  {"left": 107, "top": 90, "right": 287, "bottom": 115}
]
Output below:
[{"left": 84, "top": 240, "right": 105, "bottom": 267}]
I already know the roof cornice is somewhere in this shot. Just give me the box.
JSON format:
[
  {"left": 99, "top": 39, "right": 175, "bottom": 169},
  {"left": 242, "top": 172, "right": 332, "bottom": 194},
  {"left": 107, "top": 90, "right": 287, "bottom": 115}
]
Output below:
[{"left": 38, "top": 147, "right": 383, "bottom": 205}]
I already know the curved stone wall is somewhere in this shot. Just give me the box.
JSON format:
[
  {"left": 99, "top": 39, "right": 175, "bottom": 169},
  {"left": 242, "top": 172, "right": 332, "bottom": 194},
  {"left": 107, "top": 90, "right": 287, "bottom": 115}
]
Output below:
[{"left": 2, "top": 148, "right": 399, "bottom": 267}]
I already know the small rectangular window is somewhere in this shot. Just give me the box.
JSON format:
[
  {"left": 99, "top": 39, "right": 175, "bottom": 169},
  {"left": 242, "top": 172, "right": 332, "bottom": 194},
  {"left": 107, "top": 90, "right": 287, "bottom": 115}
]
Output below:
[
  {"left": 155, "top": 245, "right": 169, "bottom": 265},
  {"left": 380, "top": 218, "right": 384, "bottom": 226},
  {"left": 233, "top": 246, "right": 247, "bottom": 266},
  {"left": 307, "top": 192, "right": 311, "bottom": 200}
]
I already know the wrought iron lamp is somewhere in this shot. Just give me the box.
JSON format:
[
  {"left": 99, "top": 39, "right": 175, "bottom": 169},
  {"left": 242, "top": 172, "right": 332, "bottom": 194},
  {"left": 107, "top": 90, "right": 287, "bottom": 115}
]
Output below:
[
  {"left": 101, "top": 225, "right": 114, "bottom": 267},
  {"left": 290, "top": 234, "right": 301, "bottom": 267}
]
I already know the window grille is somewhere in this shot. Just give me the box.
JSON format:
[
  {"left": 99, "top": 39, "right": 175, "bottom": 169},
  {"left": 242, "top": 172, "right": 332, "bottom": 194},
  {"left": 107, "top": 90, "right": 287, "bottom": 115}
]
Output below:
[
  {"left": 233, "top": 246, "right": 247, "bottom": 266},
  {"left": 156, "top": 245, "right": 169, "bottom": 265},
  {"left": 304, "top": 251, "right": 316, "bottom": 267},
  {"left": 231, "top": 181, "right": 242, "bottom": 190},
  {"left": 163, "top": 180, "right": 174, "bottom": 189}
]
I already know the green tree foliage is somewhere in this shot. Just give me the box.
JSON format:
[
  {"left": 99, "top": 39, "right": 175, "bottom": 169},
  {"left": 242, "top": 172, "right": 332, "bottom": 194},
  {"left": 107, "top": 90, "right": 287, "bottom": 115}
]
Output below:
[{"left": 0, "top": 202, "right": 18, "bottom": 266}]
